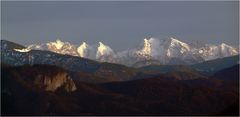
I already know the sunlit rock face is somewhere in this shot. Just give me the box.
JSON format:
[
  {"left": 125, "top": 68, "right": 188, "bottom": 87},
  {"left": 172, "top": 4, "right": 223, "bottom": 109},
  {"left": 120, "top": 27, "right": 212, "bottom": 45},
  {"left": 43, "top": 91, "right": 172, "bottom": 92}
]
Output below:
[
  {"left": 135, "top": 38, "right": 152, "bottom": 60},
  {"left": 34, "top": 71, "right": 77, "bottom": 92},
  {"left": 30, "top": 68, "right": 77, "bottom": 92},
  {"left": 133, "top": 38, "right": 166, "bottom": 63}
]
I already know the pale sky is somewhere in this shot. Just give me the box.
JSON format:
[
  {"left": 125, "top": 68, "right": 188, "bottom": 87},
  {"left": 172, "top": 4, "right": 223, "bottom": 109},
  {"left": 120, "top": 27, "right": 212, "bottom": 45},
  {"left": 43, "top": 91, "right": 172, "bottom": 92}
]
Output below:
[{"left": 1, "top": 1, "right": 239, "bottom": 51}]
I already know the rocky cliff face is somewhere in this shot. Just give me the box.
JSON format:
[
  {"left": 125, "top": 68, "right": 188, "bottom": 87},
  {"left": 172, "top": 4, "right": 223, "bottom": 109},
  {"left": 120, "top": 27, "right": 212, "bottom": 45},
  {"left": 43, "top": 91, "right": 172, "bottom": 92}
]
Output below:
[
  {"left": 34, "top": 72, "right": 77, "bottom": 92},
  {"left": 2, "top": 64, "right": 77, "bottom": 93}
]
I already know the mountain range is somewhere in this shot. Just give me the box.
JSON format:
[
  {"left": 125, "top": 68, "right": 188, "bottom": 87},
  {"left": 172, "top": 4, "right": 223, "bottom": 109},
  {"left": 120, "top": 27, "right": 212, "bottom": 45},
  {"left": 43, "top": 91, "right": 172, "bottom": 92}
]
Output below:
[
  {"left": 2, "top": 40, "right": 239, "bottom": 83},
  {"left": 13, "top": 37, "right": 238, "bottom": 67},
  {"left": 1, "top": 39, "right": 239, "bottom": 115}
]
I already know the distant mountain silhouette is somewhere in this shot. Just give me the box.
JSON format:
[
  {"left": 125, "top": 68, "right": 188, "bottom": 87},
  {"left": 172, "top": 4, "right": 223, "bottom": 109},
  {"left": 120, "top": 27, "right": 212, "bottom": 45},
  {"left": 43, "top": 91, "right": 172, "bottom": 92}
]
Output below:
[{"left": 191, "top": 55, "right": 239, "bottom": 75}]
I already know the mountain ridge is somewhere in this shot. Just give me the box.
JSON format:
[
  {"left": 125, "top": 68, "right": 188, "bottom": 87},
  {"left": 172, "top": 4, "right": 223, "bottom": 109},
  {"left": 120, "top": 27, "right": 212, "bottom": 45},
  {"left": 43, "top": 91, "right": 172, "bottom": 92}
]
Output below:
[
  {"left": 5, "top": 37, "right": 237, "bottom": 66},
  {"left": 1, "top": 40, "right": 239, "bottom": 115}
]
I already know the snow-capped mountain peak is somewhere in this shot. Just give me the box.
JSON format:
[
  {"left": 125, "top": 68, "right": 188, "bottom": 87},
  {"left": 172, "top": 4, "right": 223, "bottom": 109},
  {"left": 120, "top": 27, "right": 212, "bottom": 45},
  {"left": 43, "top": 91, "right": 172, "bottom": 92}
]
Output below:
[
  {"left": 142, "top": 38, "right": 152, "bottom": 55},
  {"left": 219, "top": 43, "right": 237, "bottom": 51},
  {"left": 218, "top": 43, "right": 238, "bottom": 56},
  {"left": 168, "top": 37, "right": 190, "bottom": 52},
  {"left": 97, "top": 42, "right": 108, "bottom": 57},
  {"left": 163, "top": 37, "right": 191, "bottom": 59},
  {"left": 135, "top": 38, "right": 152, "bottom": 59},
  {"left": 26, "top": 39, "right": 79, "bottom": 57},
  {"left": 193, "top": 43, "right": 238, "bottom": 61},
  {"left": 47, "top": 39, "right": 65, "bottom": 50},
  {"left": 77, "top": 42, "right": 89, "bottom": 58},
  {"left": 96, "top": 42, "right": 115, "bottom": 62}
]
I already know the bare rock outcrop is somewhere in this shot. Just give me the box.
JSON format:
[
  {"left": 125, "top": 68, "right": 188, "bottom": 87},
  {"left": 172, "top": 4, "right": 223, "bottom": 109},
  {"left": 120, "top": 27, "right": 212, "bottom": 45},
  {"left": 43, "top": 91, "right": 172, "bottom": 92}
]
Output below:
[
  {"left": 34, "top": 72, "right": 77, "bottom": 92},
  {"left": 9, "top": 64, "right": 77, "bottom": 92}
]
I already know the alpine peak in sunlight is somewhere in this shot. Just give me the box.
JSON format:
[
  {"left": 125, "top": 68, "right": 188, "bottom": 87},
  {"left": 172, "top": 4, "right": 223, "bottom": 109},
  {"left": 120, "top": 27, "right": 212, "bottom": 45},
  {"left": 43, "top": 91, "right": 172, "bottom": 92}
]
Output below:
[
  {"left": 47, "top": 39, "right": 65, "bottom": 50},
  {"left": 135, "top": 38, "right": 153, "bottom": 60},
  {"left": 96, "top": 41, "right": 115, "bottom": 63},
  {"left": 77, "top": 41, "right": 89, "bottom": 58}
]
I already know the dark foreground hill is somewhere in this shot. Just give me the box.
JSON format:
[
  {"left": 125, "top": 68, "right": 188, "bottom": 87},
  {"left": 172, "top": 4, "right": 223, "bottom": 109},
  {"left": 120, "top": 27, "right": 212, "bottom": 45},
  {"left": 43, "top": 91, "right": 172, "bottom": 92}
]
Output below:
[
  {"left": 1, "top": 63, "right": 239, "bottom": 115},
  {"left": 191, "top": 55, "right": 239, "bottom": 75},
  {"left": 102, "top": 75, "right": 238, "bottom": 115}
]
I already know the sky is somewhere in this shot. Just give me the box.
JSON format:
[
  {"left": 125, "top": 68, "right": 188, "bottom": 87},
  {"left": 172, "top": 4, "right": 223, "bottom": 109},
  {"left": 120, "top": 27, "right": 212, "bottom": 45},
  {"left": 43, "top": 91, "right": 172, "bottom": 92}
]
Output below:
[{"left": 1, "top": 1, "right": 239, "bottom": 51}]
